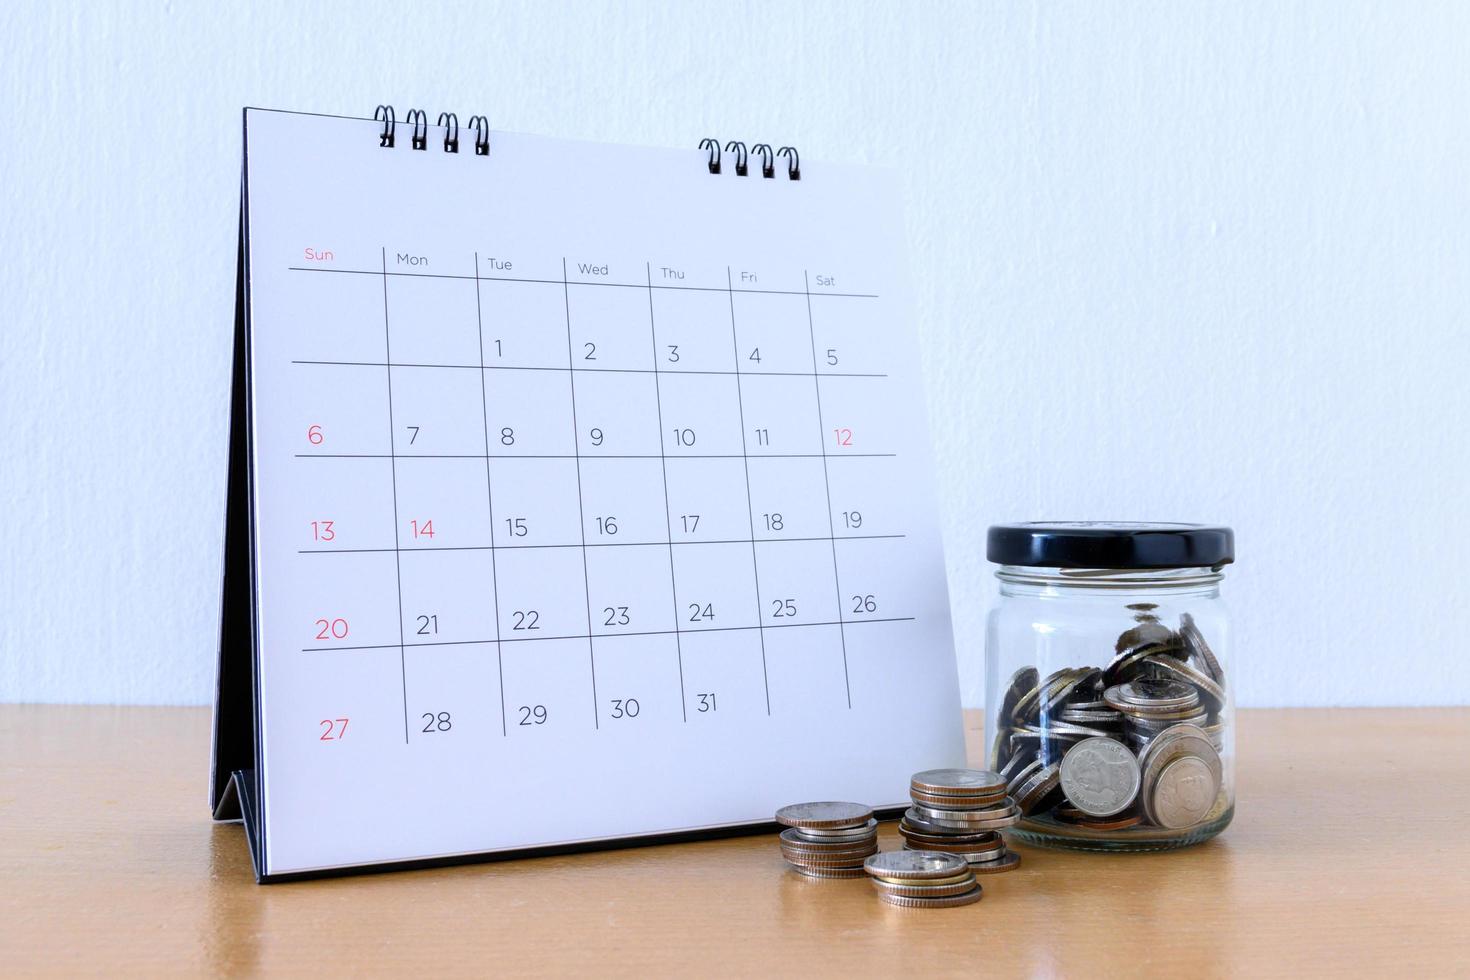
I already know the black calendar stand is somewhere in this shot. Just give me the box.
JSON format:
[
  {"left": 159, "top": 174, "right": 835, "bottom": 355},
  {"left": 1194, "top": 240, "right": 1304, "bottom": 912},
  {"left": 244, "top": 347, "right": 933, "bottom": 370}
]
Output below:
[{"left": 211, "top": 195, "right": 267, "bottom": 877}]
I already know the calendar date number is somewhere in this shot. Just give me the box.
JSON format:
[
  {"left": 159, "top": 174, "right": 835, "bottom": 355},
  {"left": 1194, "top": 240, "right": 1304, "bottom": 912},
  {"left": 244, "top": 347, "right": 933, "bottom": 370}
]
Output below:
[
  {"left": 314, "top": 618, "right": 349, "bottom": 640},
  {"left": 318, "top": 717, "right": 349, "bottom": 740},
  {"left": 518, "top": 704, "right": 548, "bottom": 726}
]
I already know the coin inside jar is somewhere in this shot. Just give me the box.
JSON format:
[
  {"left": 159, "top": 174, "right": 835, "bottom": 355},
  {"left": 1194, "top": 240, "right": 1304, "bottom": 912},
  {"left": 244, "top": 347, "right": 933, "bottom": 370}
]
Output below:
[
  {"left": 1151, "top": 755, "right": 1220, "bottom": 829},
  {"left": 1059, "top": 735, "right": 1141, "bottom": 817},
  {"left": 1179, "top": 612, "right": 1226, "bottom": 685},
  {"left": 1104, "top": 679, "right": 1202, "bottom": 717}
]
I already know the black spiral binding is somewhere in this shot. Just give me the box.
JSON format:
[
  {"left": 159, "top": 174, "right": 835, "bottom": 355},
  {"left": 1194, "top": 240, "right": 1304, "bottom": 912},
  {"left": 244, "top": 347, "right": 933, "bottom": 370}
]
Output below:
[
  {"left": 405, "top": 109, "right": 428, "bottom": 150},
  {"left": 701, "top": 138, "right": 800, "bottom": 179},
  {"left": 751, "top": 143, "right": 775, "bottom": 179},
  {"left": 778, "top": 146, "right": 800, "bottom": 180},
  {"left": 371, "top": 108, "right": 797, "bottom": 177},
  {"left": 374, "top": 105, "right": 491, "bottom": 157},
  {"left": 724, "top": 141, "right": 749, "bottom": 177},
  {"left": 468, "top": 115, "right": 490, "bottom": 156},
  {"left": 437, "top": 112, "right": 459, "bottom": 153},
  {"left": 699, "top": 138, "right": 721, "bottom": 174},
  {"left": 374, "top": 105, "right": 395, "bottom": 147}
]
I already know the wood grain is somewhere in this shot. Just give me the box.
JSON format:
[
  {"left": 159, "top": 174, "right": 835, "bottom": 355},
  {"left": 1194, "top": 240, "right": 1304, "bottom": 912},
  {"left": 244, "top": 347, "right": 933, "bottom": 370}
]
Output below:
[{"left": 2, "top": 706, "right": 1467, "bottom": 976}]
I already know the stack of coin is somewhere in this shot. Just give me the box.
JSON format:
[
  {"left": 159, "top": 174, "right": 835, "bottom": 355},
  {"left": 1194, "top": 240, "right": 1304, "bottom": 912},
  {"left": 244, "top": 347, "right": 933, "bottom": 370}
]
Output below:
[
  {"left": 989, "top": 610, "right": 1230, "bottom": 836},
  {"left": 774, "top": 802, "right": 878, "bottom": 879},
  {"left": 898, "top": 769, "right": 1021, "bottom": 873},
  {"left": 1137, "top": 724, "right": 1222, "bottom": 829},
  {"left": 1103, "top": 678, "right": 1208, "bottom": 753},
  {"left": 864, "top": 850, "right": 982, "bottom": 908}
]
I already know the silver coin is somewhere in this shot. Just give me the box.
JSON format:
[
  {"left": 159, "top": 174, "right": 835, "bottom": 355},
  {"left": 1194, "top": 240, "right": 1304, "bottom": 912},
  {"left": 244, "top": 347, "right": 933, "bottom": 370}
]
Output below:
[
  {"left": 1014, "top": 667, "right": 1086, "bottom": 724},
  {"left": 1138, "top": 726, "right": 1222, "bottom": 824},
  {"left": 999, "top": 666, "right": 1040, "bottom": 727},
  {"left": 1013, "top": 762, "right": 1063, "bottom": 815},
  {"left": 1103, "top": 644, "right": 1162, "bottom": 687},
  {"left": 789, "top": 864, "right": 868, "bottom": 879},
  {"left": 790, "top": 819, "right": 879, "bottom": 840},
  {"left": 1114, "top": 620, "right": 1176, "bottom": 655},
  {"left": 871, "top": 876, "right": 982, "bottom": 899},
  {"left": 911, "top": 768, "right": 1007, "bottom": 796},
  {"left": 1141, "top": 653, "right": 1226, "bottom": 712},
  {"left": 1116, "top": 678, "right": 1197, "bottom": 707},
  {"left": 1059, "top": 736, "right": 1141, "bottom": 817},
  {"left": 897, "top": 836, "right": 1005, "bottom": 857},
  {"left": 1151, "top": 755, "right": 1220, "bottom": 829},
  {"left": 1054, "top": 707, "right": 1123, "bottom": 725},
  {"left": 779, "top": 828, "right": 878, "bottom": 853},
  {"left": 911, "top": 801, "right": 1019, "bottom": 825},
  {"left": 779, "top": 834, "right": 878, "bottom": 854},
  {"left": 953, "top": 843, "right": 1010, "bottom": 863},
  {"left": 904, "top": 809, "right": 1020, "bottom": 834},
  {"left": 1138, "top": 724, "right": 1222, "bottom": 787},
  {"left": 966, "top": 850, "right": 1021, "bottom": 874},
  {"left": 864, "top": 849, "right": 970, "bottom": 880},
  {"left": 775, "top": 802, "right": 873, "bottom": 829},
  {"left": 1104, "top": 681, "right": 1201, "bottom": 717},
  {"left": 910, "top": 793, "right": 1010, "bottom": 812},
  {"left": 997, "top": 748, "right": 1037, "bottom": 784},
  {"left": 1008, "top": 672, "right": 1051, "bottom": 725},
  {"left": 1128, "top": 710, "right": 1208, "bottom": 731},
  {"left": 1004, "top": 757, "right": 1044, "bottom": 797},
  {"left": 1179, "top": 612, "right": 1226, "bottom": 685},
  {"left": 1029, "top": 720, "right": 1117, "bottom": 741},
  {"left": 898, "top": 820, "right": 1004, "bottom": 843},
  {"left": 1029, "top": 667, "right": 1095, "bottom": 716},
  {"left": 875, "top": 885, "right": 984, "bottom": 909},
  {"left": 1066, "top": 698, "right": 1113, "bottom": 712},
  {"left": 782, "top": 851, "right": 877, "bottom": 868},
  {"left": 902, "top": 843, "right": 1012, "bottom": 867}
]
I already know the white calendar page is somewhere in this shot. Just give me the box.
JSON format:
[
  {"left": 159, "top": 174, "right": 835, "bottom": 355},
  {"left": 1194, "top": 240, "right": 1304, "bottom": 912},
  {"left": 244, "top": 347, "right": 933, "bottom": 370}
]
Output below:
[{"left": 241, "top": 107, "right": 963, "bottom": 876}]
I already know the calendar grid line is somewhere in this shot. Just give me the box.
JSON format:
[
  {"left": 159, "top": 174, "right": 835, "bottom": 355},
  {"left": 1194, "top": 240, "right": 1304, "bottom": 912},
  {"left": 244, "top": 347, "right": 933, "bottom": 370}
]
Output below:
[
  {"left": 561, "top": 257, "right": 601, "bottom": 729},
  {"left": 379, "top": 247, "right": 412, "bottom": 743},
  {"left": 724, "top": 266, "right": 772, "bottom": 714},
  {"left": 294, "top": 452, "right": 899, "bottom": 460},
  {"left": 471, "top": 251, "right": 510, "bottom": 737},
  {"left": 300, "top": 616, "right": 917, "bottom": 653},
  {"left": 288, "top": 265, "right": 881, "bottom": 299},
  {"left": 645, "top": 262, "right": 688, "bottom": 722},
  {"left": 291, "top": 358, "right": 889, "bottom": 379},
  {"left": 297, "top": 533, "right": 908, "bottom": 555},
  {"left": 804, "top": 270, "right": 852, "bottom": 710}
]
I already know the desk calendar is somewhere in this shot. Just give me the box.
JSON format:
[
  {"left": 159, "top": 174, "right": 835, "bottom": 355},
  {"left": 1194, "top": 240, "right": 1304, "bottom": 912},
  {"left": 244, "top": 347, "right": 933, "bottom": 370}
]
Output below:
[{"left": 212, "top": 106, "right": 964, "bottom": 881}]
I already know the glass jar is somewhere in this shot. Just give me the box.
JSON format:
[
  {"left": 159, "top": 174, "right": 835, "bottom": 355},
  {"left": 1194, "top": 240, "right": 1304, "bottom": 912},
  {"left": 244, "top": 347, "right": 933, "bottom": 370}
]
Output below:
[{"left": 982, "top": 522, "right": 1235, "bottom": 852}]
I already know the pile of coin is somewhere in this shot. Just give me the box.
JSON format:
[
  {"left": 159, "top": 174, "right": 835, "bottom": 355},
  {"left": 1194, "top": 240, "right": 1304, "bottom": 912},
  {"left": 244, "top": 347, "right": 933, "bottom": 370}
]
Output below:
[
  {"left": 863, "top": 850, "right": 982, "bottom": 908},
  {"left": 774, "top": 802, "right": 879, "bottom": 878},
  {"left": 990, "top": 607, "right": 1228, "bottom": 835},
  {"left": 897, "top": 769, "right": 1021, "bottom": 873}
]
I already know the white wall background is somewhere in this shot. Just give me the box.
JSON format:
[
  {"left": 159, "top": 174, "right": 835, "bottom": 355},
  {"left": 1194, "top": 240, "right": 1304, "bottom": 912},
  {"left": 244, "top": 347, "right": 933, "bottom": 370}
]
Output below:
[{"left": 1, "top": 0, "right": 1467, "bottom": 707}]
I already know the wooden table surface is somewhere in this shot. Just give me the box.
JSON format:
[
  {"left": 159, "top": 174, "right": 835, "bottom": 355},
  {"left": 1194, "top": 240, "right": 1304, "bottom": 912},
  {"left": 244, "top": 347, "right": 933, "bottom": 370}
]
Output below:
[{"left": 2, "top": 706, "right": 1467, "bottom": 976}]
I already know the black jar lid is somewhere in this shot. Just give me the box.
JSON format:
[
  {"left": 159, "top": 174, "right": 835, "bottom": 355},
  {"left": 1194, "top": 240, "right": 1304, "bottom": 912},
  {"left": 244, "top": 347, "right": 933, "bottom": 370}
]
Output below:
[{"left": 986, "top": 522, "right": 1235, "bottom": 570}]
